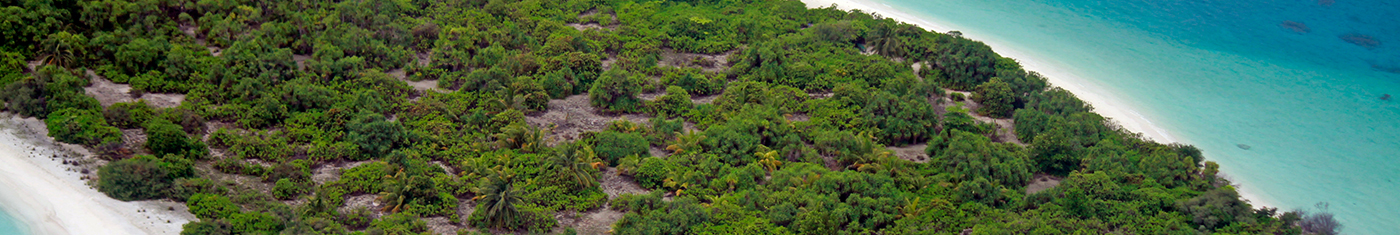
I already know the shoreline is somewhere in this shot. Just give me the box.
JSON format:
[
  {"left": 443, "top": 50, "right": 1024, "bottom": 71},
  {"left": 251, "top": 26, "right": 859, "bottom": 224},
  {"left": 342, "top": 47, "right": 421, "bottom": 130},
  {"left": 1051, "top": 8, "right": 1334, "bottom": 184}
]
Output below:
[
  {"left": 0, "top": 113, "right": 194, "bottom": 235},
  {"left": 797, "top": 0, "right": 1277, "bottom": 209}
]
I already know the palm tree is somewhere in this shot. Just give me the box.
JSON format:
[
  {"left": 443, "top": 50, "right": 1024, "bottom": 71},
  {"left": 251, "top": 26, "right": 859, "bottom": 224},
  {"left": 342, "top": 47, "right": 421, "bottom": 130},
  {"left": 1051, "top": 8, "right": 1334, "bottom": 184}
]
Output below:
[
  {"left": 866, "top": 23, "right": 921, "bottom": 59},
  {"left": 756, "top": 150, "right": 782, "bottom": 173},
  {"left": 866, "top": 24, "right": 903, "bottom": 58},
  {"left": 378, "top": 169, "right": 412, "bottom": 213},
  {"left": 475, "top": 170, "right": 522, "bottom": 229},
  {"left": 495, "top": 123, "right": 547, "bottom": 153},
  {"left": 665, "top": 130, "right": 705, "bottom": 155},
  {"left": 37, "top": 32, "right": 83, "bottom": 68},
  {"left": 551, "top": 143, "right": 602, "bottom": 189},
  {"left": 847, "top": 135, "right": 892, "bottom": 173}
]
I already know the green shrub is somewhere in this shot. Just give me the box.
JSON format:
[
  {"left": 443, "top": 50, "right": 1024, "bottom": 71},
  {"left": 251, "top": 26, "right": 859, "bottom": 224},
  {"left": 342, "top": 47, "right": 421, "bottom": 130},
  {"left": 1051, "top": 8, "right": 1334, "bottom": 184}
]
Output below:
[
  {"left": 145, "top": 118, "right": 207, "bottom": 159},
  {"left": 588, "top": 69, "right": 645, "bottom": 112},
  {"left": 661, "top": 69, "right": 724, "bottom": 95},
  {"left": 158, "top": 154, "right": 196, "bottom": 179},
  {"left": 368, "top": 213, "right": 429, "bottom": 234},
  {"left": 98, "top": 156, "right": 171, "bottom": 201},
  {"left": 594, "top": 131, "right": 649, "bottom": 165},
  {"left": 273, "top": 178, "right": 302, "bottom": 200},
  {"left": 45, "top": 108, "right": 122, "bottom": 146},
  {"left": 650, "top": 86, "right": 693, "bottom": 117},
  {"left": 0, "top": 77, "right": 47, "bottom": 117},
  {"left": 540, "top": 70, "right": 575, "bottom": 98},
  {"left": 186, "top": 193, "right": 240, "bottom": 220},
  {"left": 634, "top": 157, "right": 670, "bottom": 189},
  {"left": 168, "top": 178, "right": 223, "bottom": 202},
  {"left": 179, "top": 221, "right": 232, "bottom": 235},
  {"left": 227, "top": 212, "right": 283, "bottom": 234},
  {"left": 973, "top": 78, "right": 1015, "bottom": 118},
  {"left": 103, "top": 101, "right": 155, "bottom": 129},
  {"left": 862, "top": 91, "right": 939, "bottom": 145},
  {"left": 346, "top": 112, "right": 406, "bottom": 158}
]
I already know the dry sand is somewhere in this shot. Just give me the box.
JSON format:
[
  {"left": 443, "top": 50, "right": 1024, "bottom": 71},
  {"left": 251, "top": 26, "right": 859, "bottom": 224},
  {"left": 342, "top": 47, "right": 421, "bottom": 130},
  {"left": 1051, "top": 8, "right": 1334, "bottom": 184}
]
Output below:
[{"left": 0, "top": 114, "right": 193, "bottom": 235}]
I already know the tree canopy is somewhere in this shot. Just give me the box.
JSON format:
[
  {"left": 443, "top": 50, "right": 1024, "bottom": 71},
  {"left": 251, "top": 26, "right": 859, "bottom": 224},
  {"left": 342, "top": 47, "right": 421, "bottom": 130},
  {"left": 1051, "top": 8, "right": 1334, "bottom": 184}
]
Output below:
[{"left": 0, "top": 0, "right": 1309, "bottom": 234}]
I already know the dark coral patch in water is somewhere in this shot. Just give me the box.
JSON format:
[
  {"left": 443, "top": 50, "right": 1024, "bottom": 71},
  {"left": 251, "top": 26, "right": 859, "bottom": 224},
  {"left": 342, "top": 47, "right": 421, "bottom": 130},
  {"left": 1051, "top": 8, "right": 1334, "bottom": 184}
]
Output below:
[
  {"left": 1340, "top": 33, "right": 1381, "bottom": 49},
  {"left": 1280, "top": 21, "right": 1310, "bottom": 33}
]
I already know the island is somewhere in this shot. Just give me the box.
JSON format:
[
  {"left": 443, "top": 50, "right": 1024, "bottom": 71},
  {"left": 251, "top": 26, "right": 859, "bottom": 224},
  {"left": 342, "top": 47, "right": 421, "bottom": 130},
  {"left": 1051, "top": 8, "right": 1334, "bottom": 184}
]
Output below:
[{"left": 0, "top": 0, "right": 1338, "bottom": 234}]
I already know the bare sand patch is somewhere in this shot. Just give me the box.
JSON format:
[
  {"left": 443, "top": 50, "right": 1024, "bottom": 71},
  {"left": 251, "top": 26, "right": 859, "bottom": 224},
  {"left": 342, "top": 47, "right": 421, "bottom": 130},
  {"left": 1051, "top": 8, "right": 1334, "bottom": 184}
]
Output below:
[
  {"left": 568, "top": 9, "right": 618, "bottom": 32},
  {"left": 691, "top": 94, "right": 720, "bottom": 104},
  {"left": 82, "top": 70, "right": 185, "bottom": 108},
  {"left": 637, "top": 90, "right": 666, "bottom": 101},
  {"left": 657, "top": 48, "right": 738, "bottom": 73},
  {"left": 556, "top": 208, "right": 624, "bottom": 235},
  {"left": 524, "top": 95, "right": 651, "bottom": 144},
  {"left": 293, "top": 54, "right": 310, "bottom": 71},
  {"left": 599, "top": 167, "right": 647, "bottom": 199},
  {"left": 138, "top": 93, "right": 185, "bottom": 109},
  {"left": 338, "top": 194, "right": 388, "bottom": 220},
  {"left": 84, "top": 70, "right": 134, "bottom": 107},
  {"left": 1025, "top": 173, "right": 1062, "bottom": 195},
  {"left": 388, "top": 69, "right": 445, "bottom": 94},
  {"left": 887, "top": 144, "right": 928, "bottom": 163},
  {"left": 567, "top": 23, "right": 617, "bottom": 31},
  {"left": 121, "top": 129, "right": 147, "bottom": 153},
  {"left": 311, "top": 160, "right": 373, "bottom": 185},
  {"left": 932, "top": 89, "right": 1025, "bottom": 145},
  {"left": 423, "top": 216, "right": 462, "bottom": 235}
]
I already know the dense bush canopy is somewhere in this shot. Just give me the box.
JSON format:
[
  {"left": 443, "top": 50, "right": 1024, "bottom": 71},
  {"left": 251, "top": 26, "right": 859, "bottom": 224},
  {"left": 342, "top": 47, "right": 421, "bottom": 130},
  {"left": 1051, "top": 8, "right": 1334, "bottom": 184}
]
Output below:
[{"left": 0, "top": 0, "right": 1310, "bottom": 234}]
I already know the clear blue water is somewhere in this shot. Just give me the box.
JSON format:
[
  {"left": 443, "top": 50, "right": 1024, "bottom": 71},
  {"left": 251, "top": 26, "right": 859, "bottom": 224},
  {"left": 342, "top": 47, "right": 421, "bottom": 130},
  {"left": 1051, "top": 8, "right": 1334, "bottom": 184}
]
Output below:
[
  {"left": 0, "top": 208, "right": 25, "bottom": 235},
  {"left": 876, "top": 0, "right": 1400, "bottom": 233}
]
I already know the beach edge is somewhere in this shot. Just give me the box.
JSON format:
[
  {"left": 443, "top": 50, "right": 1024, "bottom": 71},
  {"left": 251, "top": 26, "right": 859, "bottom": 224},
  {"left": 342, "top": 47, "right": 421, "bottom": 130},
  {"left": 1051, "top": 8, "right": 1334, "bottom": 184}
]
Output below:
[{"left": 0, "top": 113, "right": 195, "bottom": 235}]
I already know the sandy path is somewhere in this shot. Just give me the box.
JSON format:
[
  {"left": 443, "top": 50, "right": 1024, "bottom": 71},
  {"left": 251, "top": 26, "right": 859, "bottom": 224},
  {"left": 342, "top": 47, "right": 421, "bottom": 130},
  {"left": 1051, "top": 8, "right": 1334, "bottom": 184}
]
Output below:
[{"left": 0, "top": 115, "right": 192, "bottom": 235}]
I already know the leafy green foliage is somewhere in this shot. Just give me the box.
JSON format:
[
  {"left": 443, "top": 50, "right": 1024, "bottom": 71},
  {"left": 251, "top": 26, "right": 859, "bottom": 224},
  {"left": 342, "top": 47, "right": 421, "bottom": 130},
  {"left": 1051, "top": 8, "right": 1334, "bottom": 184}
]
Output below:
[
  {"left": 144, "top": 118, "right": 207, "bottom": 159},
  {"left": 98, "top": 156, "right": 171, "bottom": 201},
  {"left": 102, "top": 101, "right": 155, "bottom": 129},
  {"left": 651, "top": 86, "right": 693, "bottom": 117},
  {"left": 346, "top": 112, "right": 406, "bottom": 158},
  {"left": 272, "top": 178, "right": 303, "bottom": 200},
  {"left": 11, "top": 0, "right": 1301, "bottom": 233},
  {"left": 972, "top": 78, "right": 1015, "bottom": 118},
  {"left": 187, "top": 193, "right": 240, "bottom": 220},
  {"left": 594, "top": 130, "right": 650, "bottom": 165},
  {"left": 589, "top": 68, "right": 646, "bottom": 112},
  {"left": 862, "top": 91, "right": 939, "bottom": 145},
  {"left": 46, "top": 108, "right": 121, "bottom": 146}
]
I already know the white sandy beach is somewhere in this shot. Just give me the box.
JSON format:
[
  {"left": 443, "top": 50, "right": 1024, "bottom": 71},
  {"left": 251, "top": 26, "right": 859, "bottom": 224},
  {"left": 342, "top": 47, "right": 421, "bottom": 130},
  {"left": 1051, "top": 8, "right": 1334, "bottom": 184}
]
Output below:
[
  {"left": 795, "top": 0, "right": 1291, "bottom": 209},
  {"left": 0, "top": 114, "right": 194, "bottom": 235}
]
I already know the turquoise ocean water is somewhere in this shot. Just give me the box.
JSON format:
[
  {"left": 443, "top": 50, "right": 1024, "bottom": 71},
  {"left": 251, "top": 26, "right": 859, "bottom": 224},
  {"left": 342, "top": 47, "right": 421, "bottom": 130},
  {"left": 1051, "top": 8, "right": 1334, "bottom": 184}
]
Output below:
[
  {"left": 875, "top": 0, "right": 1400, "bottom": 233},
  {"left": 0, "top": 208, "right": 25, "bottom": 235}
]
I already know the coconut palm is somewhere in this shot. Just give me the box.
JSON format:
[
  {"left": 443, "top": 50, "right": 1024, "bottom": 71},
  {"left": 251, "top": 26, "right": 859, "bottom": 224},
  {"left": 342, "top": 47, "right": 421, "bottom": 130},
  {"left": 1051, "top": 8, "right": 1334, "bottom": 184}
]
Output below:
[
  {"left": 866, "top": 25, "right": 902, "bottom": 58},
  {"left": 494, "top": 123, "right": 547, "bottom": 153},
  {"left": 37, "top": 32, "right": 85, "bottom": 68},
  {"left": 550, "top": 143, "right": 602, "bottom": 189},
  {"left": 475, "top": 171, "right": 522, "bottom": 229},
  {"left": 846, "top": 134, "right": 892, "bottom": 172},
  {"left": 377, "top": 169, "right": 412, "bottom": 213},
  {"left": 756, "top": 150, "right": 782, "bottom": 173},
  {"left": 665, "top": 130, "right": 705, "bottom": 155}
]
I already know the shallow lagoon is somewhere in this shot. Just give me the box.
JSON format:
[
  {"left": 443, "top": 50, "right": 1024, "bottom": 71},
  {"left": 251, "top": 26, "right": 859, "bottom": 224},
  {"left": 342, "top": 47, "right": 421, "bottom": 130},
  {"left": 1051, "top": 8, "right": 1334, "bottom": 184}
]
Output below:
[{"left": 877, "top": 0, "right": 1400, "bottom": 233}]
